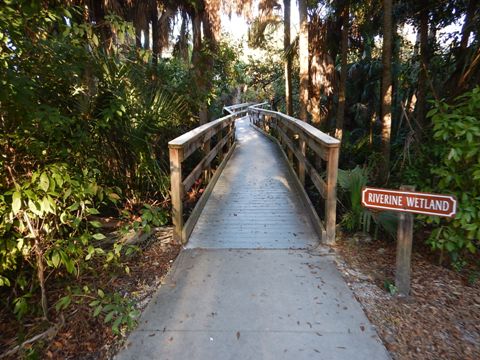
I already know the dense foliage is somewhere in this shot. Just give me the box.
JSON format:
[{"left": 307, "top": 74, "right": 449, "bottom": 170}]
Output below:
[
  {"left": 0, "top": 1, "right": 245, "bottom": 337},
  {"left": 404, "top": 87, "right": 480, "bottom": 269},
  {"left": 245, "top": 0, "right": 479, "bottom": 270}
]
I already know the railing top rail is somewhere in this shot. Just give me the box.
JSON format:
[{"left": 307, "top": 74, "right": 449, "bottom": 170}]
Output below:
[
  {"left": 249, "top": 104, "right": 340, "bottom": 148},
  {"left": 223, "top": 102, "right": 254, "bottom": 113},
  {"left": 168, "top": 113, "right": 235, "bottom": 149}
]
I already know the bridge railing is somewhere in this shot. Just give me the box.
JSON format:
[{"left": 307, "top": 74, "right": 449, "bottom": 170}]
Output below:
[
  {"left": 223, "top": 102, "right": 255, "bottom": 116},
  {"left": 249, "top": 104, "right": 340, "bottom": 244},
  {"left": 168, "top": 104, "right": 251, "bottom": 244}
]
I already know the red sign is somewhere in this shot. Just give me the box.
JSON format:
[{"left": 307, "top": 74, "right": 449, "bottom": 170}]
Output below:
[{"left": 361, "top": 187, "right": 457, "bottom": 218}]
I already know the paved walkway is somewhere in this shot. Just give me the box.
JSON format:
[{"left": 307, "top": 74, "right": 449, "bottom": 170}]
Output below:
[{"left": 116, "top": 117, "right": 389, "bottom": 360}]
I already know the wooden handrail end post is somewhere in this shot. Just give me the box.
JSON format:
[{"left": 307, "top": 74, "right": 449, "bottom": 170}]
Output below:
[
  {"left": 169, "top": 146, "right": 184, "bottom": 244},
  {"left": 325, "top": 145, "right": 340, "bottom": 244}
]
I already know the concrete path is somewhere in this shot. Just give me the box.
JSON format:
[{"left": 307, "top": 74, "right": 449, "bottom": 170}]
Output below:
[{"left": 116, "top": 117, "right": 390, "bottom": 360}]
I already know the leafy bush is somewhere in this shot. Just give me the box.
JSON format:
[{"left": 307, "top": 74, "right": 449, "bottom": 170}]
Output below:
[
  {"left": 0, "top": 3, "right": 178, "bottom": 323},
  {"left": 0, "top": 3, "right": 189, "bottom": 202},
  {"left": 0, "top": 0, "right": 244, "bottom": 333},
  {"left": 0, "top": 163, "right": 117, "bottom": 317},
  {"left": 337, "top": 166, "right": 398, "bottom": 237},
  {"left": 420, "top": 87, "right": 480, "bottom": 268}
]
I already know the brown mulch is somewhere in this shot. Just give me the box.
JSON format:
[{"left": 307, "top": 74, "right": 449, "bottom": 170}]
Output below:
[
  {"left": 334, "top": 233, "right": 480, "bottom": 360},
  {"left": 0, "top": 227, "right": 181, "bottom": 360}
]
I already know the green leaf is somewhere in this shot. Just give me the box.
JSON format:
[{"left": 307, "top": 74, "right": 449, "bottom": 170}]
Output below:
[
  {"left": 68, "top": 202, "right": 79, "bottom": 211},
  {"left": 445, "top": 242, "right": 455, "bottom": 252},
  {"left": 39, "top": 172, "right": 50, "bottom": 192},
  {"left": 112, "top": 317, "right": 123, "bottom": 333},
  {"left": 104, "top": 310, "right": 116, "bottom": 323},
  {"left": 63, "top": 188, "right": 72, "bottom": 201},
  {"left": 12, "top": 191, "right": 22, "bottom": 215},
  {"left": 90, "top": 220, "right": 102, "bottom": 228},
  {"left": 97, "top": 289, "right": 105, "bottom": 298},
  {"left": 87, "top": 208, "right": 100, "bottom": 215},
  {"left": 108, "top": 193, "right": 121, "bottom": 202},
  {"left": 92, "top": 34, "right": 99, "bottom": 47},
  {"left": 51, "top": 251, "right": 60, "bottom": 268},
  {"left": 53, "top": 172, "right": 64, "bottom": 187},
  {"left": 466, "top": 241, "right": 476, "bottom": 254},
  {"left": 28, "top": 199, "right": 42, "bottom": 216},
  {"left": 0, "top": 275, "right": 11, "bottom": 287},
  {"left": 106, "top": 251, "right": 115, "bottom": 262},
  {"left": 60, "top": 212, "right": 69, "bottom": 224},
  {"left": 55, "top": 295, "right": 71, "bottom": 311},
  {"left": 143, "top": 224, "right": 151, "bottom": 234},
  {"left": 93, "top": 233, "right": 106, "bottom": 240},
  {"left": 59, "top": 250, "right": 75, "bottom": 274},
  {"left": 93, "top": 305, "right": 103, "bottom": 317}
]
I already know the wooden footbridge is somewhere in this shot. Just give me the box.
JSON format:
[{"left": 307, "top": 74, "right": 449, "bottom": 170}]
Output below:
[
  {"left": 168, "top": 103, "right": 340, "bottom": 248},
  {"left": 118, "top": 105, "right": 390, "bottom": 360}
]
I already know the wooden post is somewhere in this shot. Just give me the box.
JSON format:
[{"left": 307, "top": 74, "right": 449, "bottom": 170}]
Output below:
[
  {"left": 230, "top": 118, "right": 236, "bottom": 147},
  {"left": 298, "top": 138, "right": 306, "bottom": 185},
  {"left": 325, "top": 145, "right": 340, "bottom": 244},
  {"left": 202, "top": 139, "right": 211, "bottom": 182},
  {"left": 278, "top": 121, "right": 284, "bottom": 147},
  {"left": 395, "top": 185, "right": 415, "bottom": 296},
  {"left": 169, "top": 146, "right": 183, "bottom": 244}
]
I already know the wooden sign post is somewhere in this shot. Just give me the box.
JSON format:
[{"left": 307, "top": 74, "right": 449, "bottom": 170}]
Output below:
[
  {"left": 395, "top": 185, "right": 414, "bottom": 296},
  {"left": 361, "top": 186, "right": 457, "bottom": 296}
]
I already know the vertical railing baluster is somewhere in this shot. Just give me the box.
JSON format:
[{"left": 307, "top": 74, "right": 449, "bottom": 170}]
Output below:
[{"left": 298, "top": 137, "right": 306, "bottom": 185}]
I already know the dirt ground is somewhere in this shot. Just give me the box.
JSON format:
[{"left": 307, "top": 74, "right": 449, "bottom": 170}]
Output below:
[{"left": 333, "top": 232, "right": 480, "bottom": 360}]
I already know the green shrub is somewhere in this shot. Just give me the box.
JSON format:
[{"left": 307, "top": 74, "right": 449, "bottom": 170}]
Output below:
[
  {"left": 337, "top": 166, "right": 398, "bottom": 237},
  {"left": 421, "top": 87, "right": 480, "bottom": 268},
  {"left": 0, "top": 163, "right": 115, "bottom": 317}
]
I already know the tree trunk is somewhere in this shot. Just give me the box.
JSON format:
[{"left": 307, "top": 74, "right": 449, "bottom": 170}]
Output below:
[
  {"left": 444, "top": 0, "right": 479, "bottom": 97},
  {"left": 144, "top": 23, "right": 150, "bottom": 50},
  {"left": 460, "top": 0, "right": 478, "bottom": 49},
  {"left": 174, "top": 13, "right": 190, "bottom": 62},
  {"left": 152, "top": 3, "right": 160, "bottom": 64},
  {"left": 335, "top": 1, "right": 349, "bottom": 140},
  {"left": 154, "top": 6, "right": 175, "bottom": 61},
  {"left": 87, "top": 0, "right": 113, "bottom": 50},
  {"left": 284, "top": 0, "right": 293, "bottom": 115},
  {"left": 191, "top": 10, "right": 209, "bottom": 125},
  {"left": 135, "top": 24, "right": 142, "bottom": 48},
  {"left": 380, "top": 0, "right": 393, "bottom": 184},
  {"left": 134, "top": 2, "right": 149, "bottom": 49},
  {"left": 199, "top": 10, "right": 219, "bottom": 125},
  {"left": 298, "top": 0, "right": 309, "bottom": 121},
  {"left": 191, "top": 12, "right": 202, "bottom": 66},
  {"left": 415, "top": 6, "right": 428, "bottom": 135}
]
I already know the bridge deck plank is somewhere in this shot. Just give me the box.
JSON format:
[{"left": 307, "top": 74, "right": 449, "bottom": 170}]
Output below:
[{"left": 187, "top": 116, "right": 318, "bottom": 249}]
